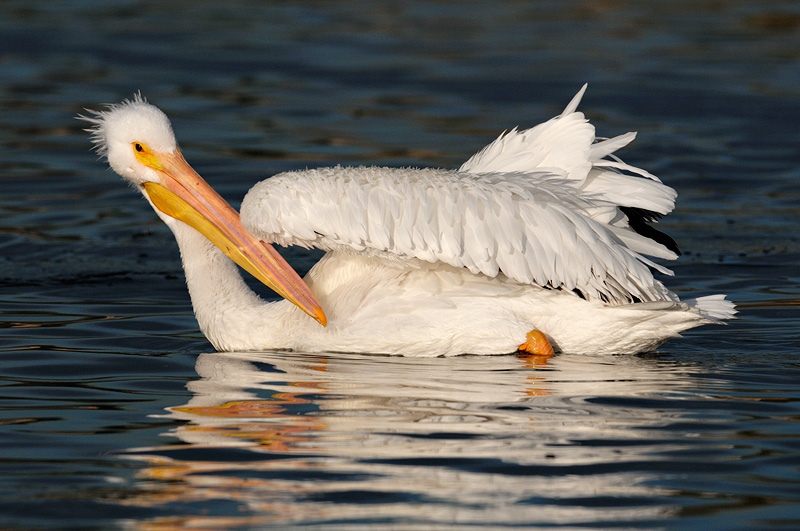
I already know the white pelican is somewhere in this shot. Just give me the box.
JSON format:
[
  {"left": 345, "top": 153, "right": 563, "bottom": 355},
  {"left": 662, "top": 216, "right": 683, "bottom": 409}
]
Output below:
[{"left": 81, "top": 86, "right": 734, "bottom": 356}]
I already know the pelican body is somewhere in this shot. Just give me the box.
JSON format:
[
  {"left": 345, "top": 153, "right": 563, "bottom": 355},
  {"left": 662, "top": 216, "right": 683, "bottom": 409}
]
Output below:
[{"left": 81, "top": 86, "right": 734, "bottom": 356}]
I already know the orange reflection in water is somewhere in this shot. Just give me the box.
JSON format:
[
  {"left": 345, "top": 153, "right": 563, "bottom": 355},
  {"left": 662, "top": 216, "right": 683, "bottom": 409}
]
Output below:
[
  {"left": 518, "top": 353, "right": 551, "bottom": 397},
  {"left": 172, "top": 393, "right": 326, "bottom": 452}
]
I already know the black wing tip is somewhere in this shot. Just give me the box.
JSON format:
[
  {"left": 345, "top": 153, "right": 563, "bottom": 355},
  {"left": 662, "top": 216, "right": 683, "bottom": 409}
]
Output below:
[{"left": 620, "top": 206, "right": 681, "bottom": 257}]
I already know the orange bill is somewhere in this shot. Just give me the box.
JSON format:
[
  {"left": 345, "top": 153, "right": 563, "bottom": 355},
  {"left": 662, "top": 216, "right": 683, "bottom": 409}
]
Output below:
[{"left": 137, "top": 146, "right": 326, "bottom": 326}]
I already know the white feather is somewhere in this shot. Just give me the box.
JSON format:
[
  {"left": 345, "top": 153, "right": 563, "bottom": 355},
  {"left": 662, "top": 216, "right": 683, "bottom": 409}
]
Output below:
[
  {"left": 238, "top": 85, "right": 707, "bottom": 307},
  {"left": 242, "top": 164, "right": 673, "bottom": 304}
]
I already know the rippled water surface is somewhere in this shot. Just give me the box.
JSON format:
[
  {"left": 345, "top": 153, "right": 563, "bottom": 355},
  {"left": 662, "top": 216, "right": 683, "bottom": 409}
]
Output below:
[{"left": 2, "top": 1, "right": 799, "bottom": 529}]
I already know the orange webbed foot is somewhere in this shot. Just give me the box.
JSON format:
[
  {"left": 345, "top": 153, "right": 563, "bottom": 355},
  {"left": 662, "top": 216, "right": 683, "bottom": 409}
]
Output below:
[{"left": 518, "top": 329, "right": 555, "bottom": 357}]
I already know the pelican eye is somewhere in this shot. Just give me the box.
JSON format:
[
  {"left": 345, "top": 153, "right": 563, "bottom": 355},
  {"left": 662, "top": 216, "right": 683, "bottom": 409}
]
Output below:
[{"left": 132, "top": 142, "right": 162, "bottom": 170}]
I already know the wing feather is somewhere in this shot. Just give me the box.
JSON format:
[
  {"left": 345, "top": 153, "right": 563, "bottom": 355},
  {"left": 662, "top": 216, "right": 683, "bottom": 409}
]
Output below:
[{"left": 241, "top": 86, "right": 679, "bottom": 304}]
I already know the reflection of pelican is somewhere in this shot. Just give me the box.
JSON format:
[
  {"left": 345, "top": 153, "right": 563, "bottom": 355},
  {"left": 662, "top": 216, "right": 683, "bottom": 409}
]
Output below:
[
  {"left": 122, "top": 352, "right": 692, "bottom": 525},
  {"left": 82, "top": 86, "right": 734, "bottom": 356},
  {"left": 164, "top": 352, "right": 553, "bottom": 449},
  {"left": 162, "top": 351, "right": 691, "bottom": 453}
]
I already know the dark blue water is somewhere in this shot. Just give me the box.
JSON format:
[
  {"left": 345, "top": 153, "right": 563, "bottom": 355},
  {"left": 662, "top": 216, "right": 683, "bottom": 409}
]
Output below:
[{"left": 1, "top": 1, "right": 799, "bottom": 529}]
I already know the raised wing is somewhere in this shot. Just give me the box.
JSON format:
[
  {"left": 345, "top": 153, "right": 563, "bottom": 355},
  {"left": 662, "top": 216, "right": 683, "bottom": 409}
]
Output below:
[{"left": 241, "top": 86, "right": 680, "bottom": 304}]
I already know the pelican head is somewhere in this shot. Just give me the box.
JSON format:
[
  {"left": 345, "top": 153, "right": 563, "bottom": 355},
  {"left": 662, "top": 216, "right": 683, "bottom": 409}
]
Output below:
[
  {"left": 84, "top": 94, "right": 177, "bottom": 184},
  {"left": 79, "top": 94, "right": 326, "bottom": 326}
]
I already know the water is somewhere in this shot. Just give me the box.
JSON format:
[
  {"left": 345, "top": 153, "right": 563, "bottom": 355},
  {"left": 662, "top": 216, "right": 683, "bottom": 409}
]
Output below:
[{"left": 1, "top": 0, "right": 799, "bottom": 529}]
